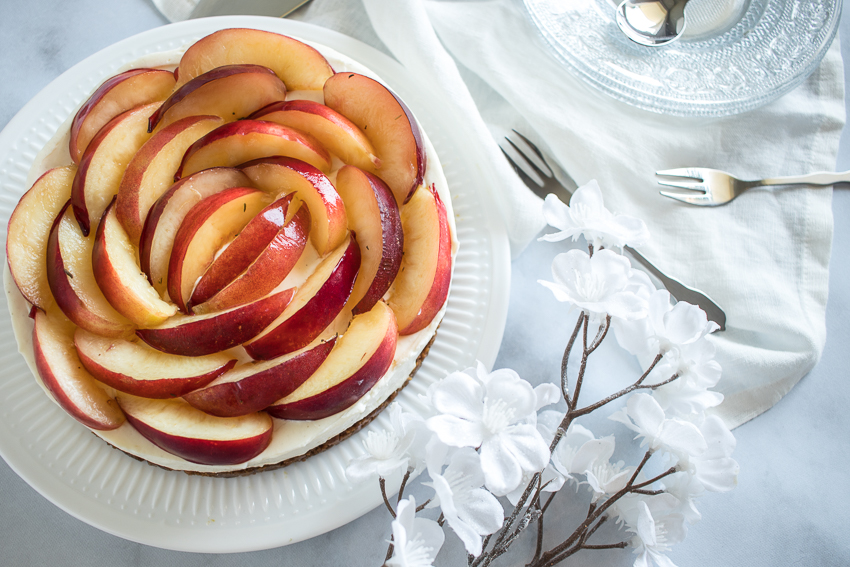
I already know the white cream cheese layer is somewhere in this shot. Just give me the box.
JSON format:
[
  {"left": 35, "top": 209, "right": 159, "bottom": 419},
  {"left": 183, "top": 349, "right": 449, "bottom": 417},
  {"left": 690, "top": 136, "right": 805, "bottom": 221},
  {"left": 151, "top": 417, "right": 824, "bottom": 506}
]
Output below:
[{"left": 6, "top": 37, "right": 457, "bottom": 474}]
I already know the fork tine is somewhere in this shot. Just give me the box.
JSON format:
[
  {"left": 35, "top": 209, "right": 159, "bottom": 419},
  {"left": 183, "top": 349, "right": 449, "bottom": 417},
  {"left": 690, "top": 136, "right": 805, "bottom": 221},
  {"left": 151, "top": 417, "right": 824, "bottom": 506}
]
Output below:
[
  {"left": 504, "top": 137, "right": 552, "bottom": 181},
  {"left": 500, "top": 147, "right": 545, "bottom": 191},
  {"left": 655, "top": 167, "right": 704, "bottom": 180},
  {"left": 656, "top": 179, "right": 707, "bottom": 193},
  {"left": 659, "top": 190, "right": 715, "bottom": 205},
  {"left": 510, "top": 130, "right": 554, "bottom": 176}
]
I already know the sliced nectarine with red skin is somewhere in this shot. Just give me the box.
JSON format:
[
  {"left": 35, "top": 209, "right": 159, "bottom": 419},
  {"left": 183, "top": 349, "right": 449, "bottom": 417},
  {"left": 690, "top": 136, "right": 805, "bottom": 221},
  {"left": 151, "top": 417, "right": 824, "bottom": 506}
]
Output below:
[
  {"left": 166, "top": 186, "right": 270, "bottom": 313},
  {"left": 70, "top": 68, "right": 175, "bottom": 163},
  {"left": 74, "top": 328, "right": 236, "bottom": 399},
  {"left": 46, "top": 204, "right": 134, "bottom": 338},
  {"left": 335, "top": 165, "right": 403, "bottom": 315},
  {"left": 250, "top": 99, "right": 379, "bottom": 171},
  {"left": 136, "top": 288, "right": 294, "bottom": 357},
  {"left": 7, "top": 166, "right": 76, "bottom": 311},
  {"left": 388, "top": 184, "right": 452, "bottom": 335},
  {"left": 148, "top": 64, "right": 287, "bottom": 132},
  {"left": 184, "top": 338, "right": 336, "bottom": 418},
  {"left": 175, "top": 28, "right": 334, "bottom": 91},
  {"left": 189, "top": 193, "right": 295, "bottom": 308},
  {"left": 267, "top": 301, "right": 398, "bottom": 421},
  {"left": 240, "top": 156, "right": 346, "bottom": 255},
  {"left": 116, "top": 393, "right": 273, "bottom": 466},
  {"left": 324, "top": 72, "right": 425, "bottom": 205},
  {"left": 71, "top": 102, "right": 158, "bottom": 236},
  {"left": 175, "top": 120, "right": 332, "bottom": 179},
  {"left": 244, "top": 234, "right": 361, "bottom": 360},
  {"left": 139, "top": 167, "right": 254, "bottom": 297},
  {"left": 92, "top": 199, "right": 177, "bottom": 327},
  {"left": 116, "top": 114, "right": 223, "bottom": 244},
  {"left": 190, "top": 195, "right": 310, "bottom": 313},
  {"left": 32, "top": 308, "right": 125, "bottom": 430}
]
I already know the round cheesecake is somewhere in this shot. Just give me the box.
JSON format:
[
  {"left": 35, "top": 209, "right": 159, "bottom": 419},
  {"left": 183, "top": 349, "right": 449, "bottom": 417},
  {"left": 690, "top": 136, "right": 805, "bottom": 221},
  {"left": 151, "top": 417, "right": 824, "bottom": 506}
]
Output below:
[{"left": 5, "top": 29, "right": 457, "bottom": 475}]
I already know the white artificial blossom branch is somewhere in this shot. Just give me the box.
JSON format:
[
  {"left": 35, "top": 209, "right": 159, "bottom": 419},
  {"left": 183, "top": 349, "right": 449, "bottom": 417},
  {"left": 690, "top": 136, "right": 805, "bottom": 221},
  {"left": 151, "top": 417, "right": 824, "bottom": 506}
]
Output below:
[{"left": 346, "top": 180, "right": 737, "bottom": 567}]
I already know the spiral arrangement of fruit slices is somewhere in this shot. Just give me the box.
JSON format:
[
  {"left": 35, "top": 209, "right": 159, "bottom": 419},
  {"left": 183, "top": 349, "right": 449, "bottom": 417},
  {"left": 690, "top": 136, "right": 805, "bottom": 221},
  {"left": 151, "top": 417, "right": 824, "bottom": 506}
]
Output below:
[{"left": 6, "top": 28, "right": 453, "bottom": 467}]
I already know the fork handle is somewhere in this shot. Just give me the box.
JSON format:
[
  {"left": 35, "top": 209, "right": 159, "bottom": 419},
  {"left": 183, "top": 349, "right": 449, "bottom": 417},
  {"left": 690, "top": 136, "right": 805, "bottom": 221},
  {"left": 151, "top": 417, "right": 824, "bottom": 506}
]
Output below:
[{"left": 760, "top": 170, "right": 850, "bottom": 187}]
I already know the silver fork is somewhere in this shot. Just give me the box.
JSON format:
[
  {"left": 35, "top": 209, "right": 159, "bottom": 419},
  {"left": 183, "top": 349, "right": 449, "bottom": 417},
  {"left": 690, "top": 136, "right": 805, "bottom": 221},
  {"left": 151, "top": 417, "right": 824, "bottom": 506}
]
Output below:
[
  {"left": 502, "top": 131, "right": 727, "bottom": 330},
  {"left": 657, "top": 167, "right": 850, "bottom": 206}
]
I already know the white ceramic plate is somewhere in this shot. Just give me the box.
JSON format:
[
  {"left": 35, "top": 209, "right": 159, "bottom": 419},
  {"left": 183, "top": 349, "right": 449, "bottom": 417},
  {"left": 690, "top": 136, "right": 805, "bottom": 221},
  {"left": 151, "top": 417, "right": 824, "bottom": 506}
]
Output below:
[{"left": 0, "top": 17, "right": 510, "bottom": 552}]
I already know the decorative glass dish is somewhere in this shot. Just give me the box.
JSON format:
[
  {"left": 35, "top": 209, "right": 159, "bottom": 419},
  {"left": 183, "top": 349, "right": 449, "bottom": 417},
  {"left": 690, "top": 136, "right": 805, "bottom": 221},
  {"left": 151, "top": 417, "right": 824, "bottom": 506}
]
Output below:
[{"left": 522, "top": 0, "right": 841, "bottom": 117}]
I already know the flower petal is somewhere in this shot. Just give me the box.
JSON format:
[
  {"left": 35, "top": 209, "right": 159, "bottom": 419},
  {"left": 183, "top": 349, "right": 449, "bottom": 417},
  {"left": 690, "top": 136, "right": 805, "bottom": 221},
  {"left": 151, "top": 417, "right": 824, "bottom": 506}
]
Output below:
[
  {"left": 428, "top": 371, "right": 484, "bottom": 421},
  {"left": 426, "top": 414, "right": 486, "bottom": 448},
  {"left": 485, "top": 370, "right": 537, "bottom": 423},
  {"left": 657, "top": 419, "right": 707, "bottom": 456},
  {"left": 534, "top": 383, "right": 561, "bottom": 411},
  {"left": 571, "top": 436, "right": 615, "bottom": 473},
  {"left": 456, "top": 488, "right": 504, "bottom": 536},
  {"left": 479, "top": 437, "right": 524, "bottom": 496}
]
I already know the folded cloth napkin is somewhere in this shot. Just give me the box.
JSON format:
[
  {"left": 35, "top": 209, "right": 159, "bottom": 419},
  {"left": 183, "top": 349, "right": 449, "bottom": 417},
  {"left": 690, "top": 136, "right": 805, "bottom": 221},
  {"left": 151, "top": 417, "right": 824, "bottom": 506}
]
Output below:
[{"left": 152, "top": 0, "right": 845, "bottom": 429}]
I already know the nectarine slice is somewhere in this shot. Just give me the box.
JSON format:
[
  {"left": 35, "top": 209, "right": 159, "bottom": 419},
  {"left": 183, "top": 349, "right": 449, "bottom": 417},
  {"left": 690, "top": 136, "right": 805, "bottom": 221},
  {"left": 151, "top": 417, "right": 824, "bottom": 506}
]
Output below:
[
  {"left": 184, "top": 338, "right": 336, "bottom": 418},
  {"left": 116, "top": 114, "right": 223, "bottom": 243},
  {"left": 139, "top": 167, "right": 254, "bottom": 297},
  {"left": 388, "top": 184, "right": 452, "bottom": 335},
  {"left": 250, "top": 99, "right": 380, "bottom": 171},
  {"left": 71, "top": 102, "right": 158, "bottom": 235},
  {"left": 324, "top": 72, "right": 425, "bottom": 205},
  {"left": 75, "top": 328, "right": 236, "bottom": 399},
  {"left": 240, "top": 156, "right": 346, "bottom": 255},
  {"left": 190, "top": 194, "right": 309, "bottom": 312},
  {"left": 175, "top": 120, "right": 332, "bottom": 178},
  {"left": 335, "top": 165, "right": 403, "bottom": 315},
  {"left": 148, "top": 64, "right": 287, "bottom": 132},
  {"left": 136, "top": 288, "right": 295, "bottom": 357},
  {"left": 267, "top": 301, "right": 398, "bottom": 420},
  {"left": 244, "top": 234, "right": 361, "bottom": 360},
  {"left": 116, "top": 393, "right": 273, "bottom": 466},
  {"left": 167, "top": 186, "right": 270, "bottom": 312},
  {"left": 7, "top": 166, "right": 76, "bottom": 310},
  {"left": 32, "top": 308, "right": 125, "bottom": 430},
  {"left": 175, "top": 28, "right": 334, "bottom": 91},
  {"left": 46, "top": 205, "right": 134, "bottom": 338},
  {"left": 92, "top": 199, "right": 177, "bottom": 327},
  {"left": 70, "top": 68, "right": 175, "bottom": 163}
]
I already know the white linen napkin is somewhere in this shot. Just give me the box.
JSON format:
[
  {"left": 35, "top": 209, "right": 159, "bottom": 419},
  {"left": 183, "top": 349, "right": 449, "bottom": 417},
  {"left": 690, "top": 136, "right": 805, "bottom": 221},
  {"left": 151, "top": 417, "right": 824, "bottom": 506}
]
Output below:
[{"left": 151, "top": 0, "right": 845, "bottom": 429}]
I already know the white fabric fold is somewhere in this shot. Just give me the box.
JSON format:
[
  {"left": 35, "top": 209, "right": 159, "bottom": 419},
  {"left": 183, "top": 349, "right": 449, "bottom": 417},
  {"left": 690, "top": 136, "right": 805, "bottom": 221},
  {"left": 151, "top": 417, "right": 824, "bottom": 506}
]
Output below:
[{"left": 151, "top": 0, "right": 845, "bottom": 428}]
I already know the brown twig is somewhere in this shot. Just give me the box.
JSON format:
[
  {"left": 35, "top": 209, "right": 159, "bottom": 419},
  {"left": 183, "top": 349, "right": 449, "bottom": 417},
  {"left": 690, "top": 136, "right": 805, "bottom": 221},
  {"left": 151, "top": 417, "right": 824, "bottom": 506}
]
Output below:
[
  {"left": 379, "top": 477, "right": 396, "bottom": 518},
  {"left": 397, "top": 469, "right": 411, "bottom": 503},
  {"left": 561, "top": 313, "right": 586, "bottom": 405}
]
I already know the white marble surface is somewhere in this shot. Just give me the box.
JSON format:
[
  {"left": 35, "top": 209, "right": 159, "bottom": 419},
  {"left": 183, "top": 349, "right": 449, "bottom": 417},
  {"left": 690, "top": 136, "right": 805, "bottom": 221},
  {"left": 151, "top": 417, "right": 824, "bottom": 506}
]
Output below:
[{"left": 1, "top": 1, "right": 849, "bottom": 565}]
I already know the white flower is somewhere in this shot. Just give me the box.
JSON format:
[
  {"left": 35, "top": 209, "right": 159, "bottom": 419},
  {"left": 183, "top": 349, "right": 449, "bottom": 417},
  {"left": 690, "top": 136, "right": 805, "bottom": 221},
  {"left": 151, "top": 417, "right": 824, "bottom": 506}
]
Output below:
[
  {"left": 628, "top": 501, "right": 686, "bottom": 567},
  {"left": 539, "top": 249, "right": 648, "bottom": 321},
  {"left": 583, "top": 449, "right": 633, "bottom": 502},
  {"left": 549, "top": 422, "right": 596, "bottom": 483},
  {"left": 608, "top": 491, "right": 680, "bottom": 530},
  {"left": 539, "top": 180, "right": 649, "bottom": 249},
  {"left": 425, "top": 363, "right": 552, "bottom": 496},
  {"left": 346, "top": 403, "right": 429, "bottom": 483},
  {"left": 662, "top": 416, "right": 737, "bottom": 523},
  {"left": 650, "top": 339, "right": 724, "bottom": 418},
  {"left": 424, "top": 448, "right": 504, "bottom": 556},
  {"left": 506, "top": 410, "right": 566, "bottom": 506},
  {"left": 386, "top": 496, "right": 444, "bottom": 567},
  {"left": 549, "top": 426, "right": 632, "bottom": 501},
  {"left": 610, "top": 394, "right": 707, "bottom": 460},
  {"left": 615, "top": 290, "right": 718, "bottom": 361},
  {"left": 681, "top": 415, "right": 739, "bottom": 493}
]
